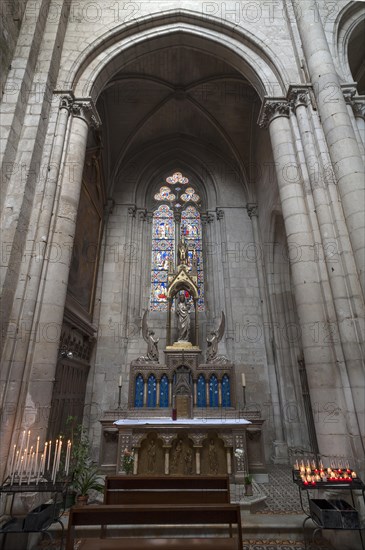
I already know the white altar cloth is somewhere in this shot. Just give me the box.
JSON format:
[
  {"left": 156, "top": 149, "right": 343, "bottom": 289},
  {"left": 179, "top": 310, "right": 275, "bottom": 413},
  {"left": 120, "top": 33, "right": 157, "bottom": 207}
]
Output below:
[{"left": 114, "top": 417, "right": 251, "bottom": 426}]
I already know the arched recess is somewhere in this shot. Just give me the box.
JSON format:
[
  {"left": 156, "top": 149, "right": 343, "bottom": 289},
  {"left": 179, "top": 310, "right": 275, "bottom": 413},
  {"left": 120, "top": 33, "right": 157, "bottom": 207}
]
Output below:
[
  {"left": 334, "top": 1, "right": 365, "bottom": 90},
  {"left": 64, "top": 11, "right": 288, "bottom": 101}
]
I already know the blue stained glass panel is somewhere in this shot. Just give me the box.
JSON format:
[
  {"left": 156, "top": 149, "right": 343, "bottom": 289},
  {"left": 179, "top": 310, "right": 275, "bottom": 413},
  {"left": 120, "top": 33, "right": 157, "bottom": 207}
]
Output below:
[
  {"left": 209, "top": 375, "right": 219, "bottom": 407},
  {"left": 150, "top": 205, "right": 174, "bottom": 311},
  {"left": 197, "top": 374, "right": 206, "bottom": 407},
  {"left": 160, "top": 375, "right": 169, "bottom": 407},
  {"left": 222, "top": 375, "right": 231, "bottom": 407},
  {"left": 134, "top": 374, "right": 144, "bottom": 408},
  {"left": 147, "top": 374, "right": 157, "bottom": 407}
]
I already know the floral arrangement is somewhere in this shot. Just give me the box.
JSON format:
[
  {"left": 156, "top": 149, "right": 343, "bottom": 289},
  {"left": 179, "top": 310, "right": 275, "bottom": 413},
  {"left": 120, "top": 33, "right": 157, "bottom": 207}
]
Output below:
[
  {"left": 122, "top": 448, "right": 135, "bottom": 475},
  {"left": 234, "top": 448, "right": 244, "bottom": 460}
]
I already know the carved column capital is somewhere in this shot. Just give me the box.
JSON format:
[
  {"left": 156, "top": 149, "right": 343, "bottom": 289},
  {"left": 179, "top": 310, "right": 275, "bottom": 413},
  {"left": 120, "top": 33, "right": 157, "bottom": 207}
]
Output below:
[
  {"left": 201, "top": 213, "right": 214, "bottom": 225},
  {"left": 128, "top": 205, "right": 137, "bottom": 218},
  {"left": 258, "top": 98, "right": 290, "bottom": 129},
  {"left": 138, "top": 208, "right": 147, "bottom": 221},
  {"left": 353, "top": 100, "right": 365, "bottom": 120},
  {"left": 287, "top": 86, "right": 311, "bottom": 110},
  {"left": 216, "top": 208, "right": 224, "bottom": 221},
  {"left": 246, "top": 203, "right": 258, "bottom": 219},
  {"left": 71, "top": 99, "right": 101, "bottom": 128},
  {"left": 58, "top": 93, "right": 74, "bottom": 111}
]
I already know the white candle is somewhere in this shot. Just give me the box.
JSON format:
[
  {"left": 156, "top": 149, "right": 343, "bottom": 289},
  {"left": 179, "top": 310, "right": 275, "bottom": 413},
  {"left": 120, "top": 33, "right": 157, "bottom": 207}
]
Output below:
[
  {"left": 36, "top": 454, "right": 44, "bottom": 484},
  {"left": 14, "top": 451, "right": 19, "bottom": 474},
  {"left": 47, "top": 440, "right": 52, "bottom": 471},
  {"left": 43, "top": 442, "right": 48, "bottom": 474},
  {"left": 52, "top": 440, "right": 58, "bottom": 482},
  {"left": 35, "top": 436, "right": 40, "bottom": 459},
  {"left": 18, "top": 430, "right": 26, "bottom": 470},
  {"left": 56, "top": 439, "right": 62, "bottom": 474},
  {"left": 25, "top": 431, "right": 31, "bottom": 455},
  {"left": 119, "top": 375, "right": 122, "bottom": 387},
  {"left": 10, "top": 444, "right": 16, "bottom": 477},
  {"left": 65, "top": 440, "right": 71, "bottom": 474},
  {"left": 25, "top": 446, "right": 33, "bottom": 475},
  {"left": 19, "top": 457, "right": 24, "bottom": 485},
  {"left": 241, "top": 373, "right": 246, "bottom": 387},
  {"left": 27, "top": 453, "right": 35, "bottom": 484}
]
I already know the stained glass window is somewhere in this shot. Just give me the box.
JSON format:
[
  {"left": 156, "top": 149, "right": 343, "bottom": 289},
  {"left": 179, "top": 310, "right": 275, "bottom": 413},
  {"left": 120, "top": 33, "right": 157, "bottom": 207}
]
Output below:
[
  {"left": 181, "top": 206, "right": 204, "bottom": 311},
  {"left": 150, "top": 172, "right": 204, "bottom": 311},
  {"left": 160, "top": 375, "right": 169, "bottom": 407},
  {"left": 197, "top": 374, "right": 206, "bottom": 407},
  {"left": 209, "top": 374, "right": 219, "bottom": 407},
  {"left": 134, "top": 374, "right": 144, "bottom": 408},
  {"left": 222, "top": 375, "right": 231, "bottom": 407},
  {"left": 150, "top": 205, "right": 174, "bottom": 311},
  {"left": 147, "top": 374, "right": 157, "bottom": 407}
]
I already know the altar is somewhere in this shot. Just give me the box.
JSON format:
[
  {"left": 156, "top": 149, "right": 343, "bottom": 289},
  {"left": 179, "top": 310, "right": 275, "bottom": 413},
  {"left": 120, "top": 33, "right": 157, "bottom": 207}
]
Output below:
[{"left": 98, "top": 237, "right": 267, "bottom": 480}]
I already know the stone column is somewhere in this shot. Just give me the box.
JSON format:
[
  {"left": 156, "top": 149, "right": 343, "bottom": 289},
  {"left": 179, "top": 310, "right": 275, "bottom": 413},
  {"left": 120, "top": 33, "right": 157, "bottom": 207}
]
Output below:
[
  {"left": 352, "top": 99, "right": 365, "bottom": 149},
  {"left": 195, "top": 448, "right": 201, "bottom": 475},
  {"left": 156, "top": 380, "right": 160, "bottom": 407},
  {"left": 133, "top": 449, "right": 139, "bottom": 475},
  {"left": 143, "top": 379, "right": 147, "bottom": 407},
  {"left": 294, "top": 1, "right": 365, "bottom": 294},
  {"left": 259, "top": 99, "right": 350, "bottom": 458},
  {"left": 226, "top": 449, "right": 232, "bottom": 475},
  {"left": 193, "top": 380, "right": 197, "bottom": 406},
  {"left": 164, "top": 448, "right": 170, "bottom": 475},
  {"left": 218, "top": 380, "right": 222, "bottom": 407},
  {"left": 288, "top": 88, "right": 365, "bottom": 454},
  {"left": 3, "top": 100, "right": 99, "bottom": 479},
  {"left": 206, "top": 381, "right": 210, "bottom": 407},
  {"left": 343, "top": 89, "right": 365, "bottom": 163},
  {"left": 247, "top": 204, "right": 287, "bottom": 463},
  {"left": 1, "top": 94, "right": 74, "bottom": 480}
]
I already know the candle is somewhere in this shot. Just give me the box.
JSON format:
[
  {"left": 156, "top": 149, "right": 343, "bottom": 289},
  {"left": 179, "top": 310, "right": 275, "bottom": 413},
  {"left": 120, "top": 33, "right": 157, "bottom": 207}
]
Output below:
[
  {"left": 119, "top": 375, "right": 122, "bottom": 387},
  {"left": 18, "top": 430, "right": 26, "bottom": 469},
  {"left": 43, "top": 442, "right": 48, "bottom": 473},
  {"left": 51, "top": 440, "right": 58, "bottom": 482},
  {"left": 351, "top": 471, "right": 357, "bottom": 478},
  {"left": 9, "top": 444, "right": 16, "bottom": 477},
  {"left": 25, "top": 431, "right": 30, "bottom": 456},
  {"left": 319, "top": 460, "right": 324, "bottom": 470},
  {"left": 36, "top": 454, "right": 44, "bottom": 485},
  {"left": 47, "top": 440, "right": 52, "bottom": 471},
  {"left": 27, "top": 453, "right": 35, "bottom": 484},
  {"left": 65, "top": 440, "right": 71, "bottom": 475},
  {"left": 35, "top": 436, "right": 40, "bottom": 460},
  {"left": 241, "top": 373, "right": 246, "bottom": 387},
  {"left": 19, "top": 457, "right": 24, "bottom": 485}
]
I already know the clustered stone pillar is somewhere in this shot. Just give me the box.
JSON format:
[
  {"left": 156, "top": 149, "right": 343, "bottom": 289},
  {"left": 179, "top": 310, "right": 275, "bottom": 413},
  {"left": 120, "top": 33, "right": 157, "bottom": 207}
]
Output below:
[
  {"left": 288, "top": 88, "right": 365, "bottom": 457},
  {"left": 259, "top": 100, "right": 350, "bottom": 459},
  {"left": 247, "top": 204, "right": 287, "bottom": 463},
  {"left": 1, "top": 98, "right": 99, "bottom": 481},
  {"left": 294, "top": 0, "right": 365, "bottom": 294}
]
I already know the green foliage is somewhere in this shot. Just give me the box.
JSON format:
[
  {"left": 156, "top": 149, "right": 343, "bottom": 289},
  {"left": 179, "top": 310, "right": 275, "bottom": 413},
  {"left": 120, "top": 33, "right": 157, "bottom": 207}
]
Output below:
[
  {"left": 244, "top": 474, "right": 253, "bottom": 485},
  {"left": 65, "top": 416, "right": 104, "bottom": 496}
]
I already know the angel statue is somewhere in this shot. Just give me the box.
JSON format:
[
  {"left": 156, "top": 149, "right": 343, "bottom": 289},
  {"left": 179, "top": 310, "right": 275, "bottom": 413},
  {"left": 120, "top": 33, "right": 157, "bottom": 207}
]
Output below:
[
  {"left": 206, "top": 311, "right": 228, "bottom": 364},
  {"left": 139, "top": 310, "right": 159, "bottom": 362}
]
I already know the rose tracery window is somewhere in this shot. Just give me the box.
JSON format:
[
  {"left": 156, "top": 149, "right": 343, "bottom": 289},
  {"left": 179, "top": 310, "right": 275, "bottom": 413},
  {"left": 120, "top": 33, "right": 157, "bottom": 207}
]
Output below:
[{"left": 150, "top": 172, "right": 205, "bottom": 311}]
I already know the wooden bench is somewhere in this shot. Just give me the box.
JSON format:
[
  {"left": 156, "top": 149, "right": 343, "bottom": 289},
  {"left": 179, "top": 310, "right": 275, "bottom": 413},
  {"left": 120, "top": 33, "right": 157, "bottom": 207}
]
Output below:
[
  {"left": 104, "top": 476, "right": 231, "bottom": 505},
  {"left": 66, "top": 503, "right": 242, "bottom": 550}
]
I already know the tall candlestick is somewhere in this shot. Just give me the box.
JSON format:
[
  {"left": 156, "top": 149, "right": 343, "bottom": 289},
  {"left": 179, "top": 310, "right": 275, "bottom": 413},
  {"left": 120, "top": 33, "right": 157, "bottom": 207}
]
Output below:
[
  {"left": 43, "top": 442, "right": 48, "bottom": 474},
  {"left": 52, "top": 440, "right": 58, "bottom": 483},
  {"left": 36, "top": 454, "right": 44, "bottom": 485},
  {"left": 25, "top": 431, "right": 30, "bottom": 456},
  {"left": 241, "top": 373, "right": 246, "bottom": 387},
  {"left": 18, "top": 430, "right": 26, "bottom": 470},
  {"left": 19, "top": 457, "right": 24, "bottom": 485},
  {"left": 47, "top": 441, "right": 52, "bottom": 471},
  {"left": 9, "top": 444, "right": 16, "bottom": 477}
]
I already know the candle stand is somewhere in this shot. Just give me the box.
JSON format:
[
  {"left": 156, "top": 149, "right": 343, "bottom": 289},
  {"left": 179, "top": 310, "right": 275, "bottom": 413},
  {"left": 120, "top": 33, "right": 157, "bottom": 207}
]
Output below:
[
  {"left": 292, "top": 469, "right": 365, "bottom": 550},
  {"left": 0, "top": 478, "right": 69, "bottom": 550}
]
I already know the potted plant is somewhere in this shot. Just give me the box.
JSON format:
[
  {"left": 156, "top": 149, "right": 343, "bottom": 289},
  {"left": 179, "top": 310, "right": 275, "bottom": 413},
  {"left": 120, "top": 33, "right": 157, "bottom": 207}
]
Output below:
[
  {"left": 244, "top": 474, "right": 253, "bottom": 496},
  {"left": 72, "top": 465, "right": 104, "bottom": 506},
  {"left": 63, "top": 417, "right": 104, "bottom": 506},
  {"left": 122, "top": 448, "right": 135, "bottom": 475}
]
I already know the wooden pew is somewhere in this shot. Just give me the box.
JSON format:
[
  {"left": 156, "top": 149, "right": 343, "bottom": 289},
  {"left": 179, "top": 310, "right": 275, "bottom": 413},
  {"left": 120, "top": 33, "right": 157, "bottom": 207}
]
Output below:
[
  {"left": 66, "top": 503, "right": 242, "bottom": 550},
  {"left": 104, "top": 476, "right": 231, "bottom": 505}
]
